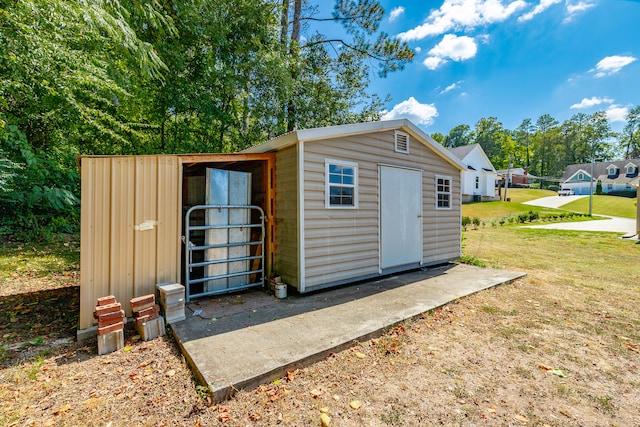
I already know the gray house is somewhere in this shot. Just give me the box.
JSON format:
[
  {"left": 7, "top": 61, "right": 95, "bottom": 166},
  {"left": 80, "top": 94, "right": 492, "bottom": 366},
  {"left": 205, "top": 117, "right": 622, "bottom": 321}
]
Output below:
[
  {"left": 244, "top": 119, "right": 465, "bottom": 292},
  {"left": 560, "top": 159, "right": 640, "bottom": 196}
]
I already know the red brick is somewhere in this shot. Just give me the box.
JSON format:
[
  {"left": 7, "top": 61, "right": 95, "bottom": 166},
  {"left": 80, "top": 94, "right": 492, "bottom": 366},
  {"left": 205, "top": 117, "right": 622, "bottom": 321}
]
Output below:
[
  {"left": 134, "top": 304, "right": 160, "bottom": 318},
  {"left": 130, "top": 295, "right": 155, "bottom": 312},
  {"left": 94, "top": 302, "right": 122, "bottom": 318},
  {"left": 96, "top": 295, "right": 117, "bottom": 306},
  {"left": 134, "top": 312, "right": 159, "bottom": 325},
  {"left": 97, "top": 310, "right": 125, "bottom": 326},
  {"left": 97, "top": 321, "right": 124, "bottom": 335}
]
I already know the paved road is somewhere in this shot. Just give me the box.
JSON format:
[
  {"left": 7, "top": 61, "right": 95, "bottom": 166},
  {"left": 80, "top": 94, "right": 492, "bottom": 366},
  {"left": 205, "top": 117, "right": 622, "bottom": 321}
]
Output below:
[{"left": 523, "top": 195, "right": 637, "bottom": 236}]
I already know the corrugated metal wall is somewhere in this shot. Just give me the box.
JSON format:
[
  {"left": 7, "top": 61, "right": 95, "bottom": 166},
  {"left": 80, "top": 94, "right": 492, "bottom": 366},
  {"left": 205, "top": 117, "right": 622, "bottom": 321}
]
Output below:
[{"left": 79, "top": 156, "right": 181, "bottom": 330}]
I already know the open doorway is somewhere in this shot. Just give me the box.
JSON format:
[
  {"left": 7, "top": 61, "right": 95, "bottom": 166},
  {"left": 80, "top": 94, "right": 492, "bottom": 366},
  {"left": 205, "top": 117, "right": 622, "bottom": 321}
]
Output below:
[{"left": 179, "top": 155, "right": 275, "bottom": 301}]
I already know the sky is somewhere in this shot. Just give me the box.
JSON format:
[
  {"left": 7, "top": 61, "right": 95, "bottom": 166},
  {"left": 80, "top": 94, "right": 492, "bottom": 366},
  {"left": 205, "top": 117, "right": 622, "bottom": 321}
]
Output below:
[{"left": 358, "top": 0, "right": 640, "bottom": 135}]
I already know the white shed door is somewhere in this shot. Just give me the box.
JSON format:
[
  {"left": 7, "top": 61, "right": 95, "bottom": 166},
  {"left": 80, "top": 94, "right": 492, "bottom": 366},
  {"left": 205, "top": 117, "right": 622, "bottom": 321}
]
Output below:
[{"left": 380, "top": 166, "right": 422, "bottom": 269}]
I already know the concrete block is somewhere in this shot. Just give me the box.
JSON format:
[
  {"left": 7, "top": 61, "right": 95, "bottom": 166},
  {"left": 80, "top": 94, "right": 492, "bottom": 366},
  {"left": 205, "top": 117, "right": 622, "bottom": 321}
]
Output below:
[
  {"left": 135, "top": 316, "right": 165, "bottom": 341},
  {"left": 97, "top": 329, "right": 124, "bottom": 355}
]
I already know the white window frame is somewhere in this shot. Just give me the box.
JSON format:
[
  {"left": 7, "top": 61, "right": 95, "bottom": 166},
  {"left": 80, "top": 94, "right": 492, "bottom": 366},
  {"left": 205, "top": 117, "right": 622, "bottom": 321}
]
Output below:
[
  {"left": 577, "top": 172, "right": 584, "bottom": 180},
  {"left": 325, "top": 159, "right": 358, "bottom": 209},
  {"left": 435, "top": 175, "right": 452, "bottom": 210},
  {"left": 394, "top": 131, "right": 410, "bottom": 154},
  {"left": 607, "top": 166, "right": 616, "bottom": 176},
  {"left": 627, "top": 165, "right": 635, "bottom": 174}
]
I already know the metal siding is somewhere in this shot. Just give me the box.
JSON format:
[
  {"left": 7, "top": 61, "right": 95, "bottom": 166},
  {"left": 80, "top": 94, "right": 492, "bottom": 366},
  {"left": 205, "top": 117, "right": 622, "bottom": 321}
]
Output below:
[
  {"left": 109, "top": 158, "right": 135, "bottom": 316},
  {"left": 133, "top": 157, "right": 158, "bottom": 298},
  {"left": 274, "top": 147, "right": 300, "bottom": 287},
  {"left": 79, "top": 155, "right": 182, "bottom": 330},
  {"left": 79, "top": 158, "right": 112, "bottom": 330},
  {"left": 156, "top": 156, "right": 181, "bottom": 284},
  {"left": 302, "top": 130, "right": 461, "bottom": 288}
]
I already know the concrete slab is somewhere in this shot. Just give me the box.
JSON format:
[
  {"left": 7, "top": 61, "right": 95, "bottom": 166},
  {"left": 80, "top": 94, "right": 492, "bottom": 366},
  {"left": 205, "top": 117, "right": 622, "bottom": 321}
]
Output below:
[{"left": 171, "top": 263, "right": 525, "bottom": 402}]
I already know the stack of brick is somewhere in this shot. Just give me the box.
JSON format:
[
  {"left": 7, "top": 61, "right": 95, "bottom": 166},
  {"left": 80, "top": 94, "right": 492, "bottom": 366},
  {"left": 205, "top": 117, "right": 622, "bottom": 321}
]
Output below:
[
  {"left": 155, "top": 283, "right": 186, "bottom": 324},
  {"left": 94, "top": 295, "right": 126, "bottom": 355},
  {"left": 130, "top": 294, "right": 165, "bottom": 341}
]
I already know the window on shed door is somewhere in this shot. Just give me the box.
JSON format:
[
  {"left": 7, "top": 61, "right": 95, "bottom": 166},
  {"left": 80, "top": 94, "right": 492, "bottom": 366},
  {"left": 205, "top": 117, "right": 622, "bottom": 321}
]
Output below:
[
  {"left": 325, "top": 160, "right": 358, "bottom": 208},
  {"left": 436, "top": 175, "right": 452, "bottom": 209}
]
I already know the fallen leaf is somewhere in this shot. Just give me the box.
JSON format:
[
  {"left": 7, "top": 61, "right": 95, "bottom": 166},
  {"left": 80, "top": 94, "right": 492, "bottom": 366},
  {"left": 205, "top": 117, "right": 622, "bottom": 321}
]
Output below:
[
  {"left": 349, "top": 400, "right": 362, "bottom": 410},
  {"left": 218, "top": 406, "right": 230, "bottom": 422},
  {"left": 165, "top": 369, "right": 176, "bottom": 377},
  {"left": 320, "top": 413, "right": 331, "bottom": 426},
  {"left": 538, "top": 364, "right": 552, "bottom": 371},
  {"left": 550, "top": 369, "right": 566, "bottom": 378},
  {"left": 354, "top": 352, "right": 366, "bottom": 359},
  {"left": 320, "top": 407, "right": 329, "bottom": 413},
  {"left": 53, "top": 404, "right": 72, "bottom": 415},
  {"left": 514, "top": 414, "right": 529, "bottom": 424},
  {"left": 122, "top": 345, "right": 133, "bottom": 352},
  {"left": 616, "top": 335, "right": 631, "bottom": 341},
  {"left": 625, "top": 343, "right": 640, "bottom": 354},
  {"left": 310, "top": 388, "right": 322, "bottom": 398}
]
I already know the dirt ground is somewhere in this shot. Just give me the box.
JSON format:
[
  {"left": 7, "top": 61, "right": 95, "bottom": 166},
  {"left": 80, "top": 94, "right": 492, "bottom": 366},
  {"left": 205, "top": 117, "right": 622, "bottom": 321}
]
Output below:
[{"left": 1, "top": 233, "right": 639, "bottom": 425}]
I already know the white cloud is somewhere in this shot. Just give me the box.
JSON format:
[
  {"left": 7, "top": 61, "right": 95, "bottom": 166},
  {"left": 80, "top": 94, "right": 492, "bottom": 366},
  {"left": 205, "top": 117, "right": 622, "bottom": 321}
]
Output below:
[
  {"left": 605, "top": 105, "right": 629, "bottom": 123},
  {"left": 397, "top": 0, "right": 527, "bottom": 41},
  {"left": 424, "top": 34, "right": 478, "bottom": 69},
  {"left": 381, "top": 97, "right": 439, "bottom": 126},
  {"left": 591, "top": 55, "right": 637, "bottom": 77},
  {"left": 570, "top": 96, "right": 614, "bottom": 109},
  {"left": 518, "top": 0, "right": 562, "bottom": 22},
  {"left": 564, "top": 1, "right": 595, "bottom": 22},
  {"left": 424, "top": 56, "right": 447, "bottom": 70},
  {"left": 389, "top": 6, "right": 405, "bottom": 22},
  {"left": 415, "top": 46, "right": 422, "bottom": 53},
  {"left": 440, "top": 80, "right": 464, "bottom": 94}
]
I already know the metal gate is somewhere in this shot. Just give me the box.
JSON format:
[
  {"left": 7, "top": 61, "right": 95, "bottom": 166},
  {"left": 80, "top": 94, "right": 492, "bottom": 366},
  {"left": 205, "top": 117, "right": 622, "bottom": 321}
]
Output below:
[{"left": 183, "top": 205, "right": 265, "bottom": 301}]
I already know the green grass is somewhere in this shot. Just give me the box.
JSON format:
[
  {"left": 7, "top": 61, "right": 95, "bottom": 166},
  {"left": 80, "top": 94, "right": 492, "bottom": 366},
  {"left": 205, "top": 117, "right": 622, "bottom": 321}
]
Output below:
[
  {"left": 560, "top": 195, "right": 637, "bottom": 219},
  {"left": 463, "top": 189, "right": 561, "bottom": 220},
  {"left": 498, "top": 188, "right": 557, "bottom": 203}
]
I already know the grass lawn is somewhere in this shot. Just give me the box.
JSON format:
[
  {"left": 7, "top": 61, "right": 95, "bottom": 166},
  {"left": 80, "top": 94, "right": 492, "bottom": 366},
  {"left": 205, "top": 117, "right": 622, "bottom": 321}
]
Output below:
[
  {"left": 464, "top": 188, "right": 572, "bottom": 221},
  {"left": 561, "top": 194, "right": 638, "bottom": 219},
  {"left": 2, "top": 219, "right": 640, "bottom": 425}
]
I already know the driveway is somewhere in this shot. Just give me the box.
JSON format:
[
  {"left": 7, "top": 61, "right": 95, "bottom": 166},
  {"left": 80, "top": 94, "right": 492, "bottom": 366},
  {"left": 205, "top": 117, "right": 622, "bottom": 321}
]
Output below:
[
  {"left": 523, "top": 195, "right": 637, "bottom": 236},
  {"left": 522, "top": 195, "right": 587, "bottom": 209}
]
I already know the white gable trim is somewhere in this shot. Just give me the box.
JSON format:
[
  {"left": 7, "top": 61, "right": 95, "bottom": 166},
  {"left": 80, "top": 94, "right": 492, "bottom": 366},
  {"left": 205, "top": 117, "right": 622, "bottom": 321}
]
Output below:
[{"left": 243, "top": 119, "right": 466, "bottom": 171}]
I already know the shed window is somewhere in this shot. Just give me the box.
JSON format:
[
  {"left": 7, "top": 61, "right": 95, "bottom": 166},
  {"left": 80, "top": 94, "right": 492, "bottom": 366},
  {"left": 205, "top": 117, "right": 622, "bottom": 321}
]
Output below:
[
  {"left": 325, "top": 160, "right": 358, "bottom": 208},
  {"left": 577, "top": 172, "right": 584, "bottom": 180},
  {"left": 436, "top": 175, "right": 452, "bottom": 209},
  {"left": 394, "top": 131, "right": 409, "bottom": 153}
]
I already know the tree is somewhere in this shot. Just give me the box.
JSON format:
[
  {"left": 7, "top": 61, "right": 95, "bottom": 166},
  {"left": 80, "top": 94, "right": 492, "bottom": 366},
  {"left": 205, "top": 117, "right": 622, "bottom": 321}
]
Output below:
[
  {"left": 531, "top": 114, "right": 560, "bottom": 177},
  {"left": 443, "top": 124, "right": 473, "bottom": 148},
  {"left": 515, "top": 119, "right": 533, "bottom": 169},
  {"left": 620, "top": 106, "right": 640, "bottom": 159},
  {"left": 279, "top": 0, "right": 414, "bottom": 131},
  {"left": 472, "top": 117, "right": 506, "bottom": 165}
]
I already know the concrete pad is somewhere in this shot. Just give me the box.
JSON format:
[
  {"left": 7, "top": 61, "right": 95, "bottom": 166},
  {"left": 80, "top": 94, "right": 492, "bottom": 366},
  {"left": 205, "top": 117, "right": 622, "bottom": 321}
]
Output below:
[
  {"left": 171, "top": 264, "right": 525, "bottom": 402},
  {"left": 522, "top": 195, "right": 587, "bottom": 209}
]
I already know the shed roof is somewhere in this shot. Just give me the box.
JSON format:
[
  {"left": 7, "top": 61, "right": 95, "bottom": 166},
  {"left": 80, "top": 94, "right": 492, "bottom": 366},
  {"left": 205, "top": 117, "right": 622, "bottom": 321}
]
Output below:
[{"left": 242, "top": 119, "right": 465, "bottom": 171}]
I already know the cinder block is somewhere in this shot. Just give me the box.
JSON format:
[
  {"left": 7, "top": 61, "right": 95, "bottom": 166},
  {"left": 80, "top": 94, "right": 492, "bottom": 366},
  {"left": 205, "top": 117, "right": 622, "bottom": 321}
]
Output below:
[
  {"left": 97, "top": 329, "right": 124, "bottom": 355},
  {"left": 157, "top": 283, "right": 185, "bottom": 307},
  {"left": 135, "top": 316, "right": 165, "bottom": 341}
]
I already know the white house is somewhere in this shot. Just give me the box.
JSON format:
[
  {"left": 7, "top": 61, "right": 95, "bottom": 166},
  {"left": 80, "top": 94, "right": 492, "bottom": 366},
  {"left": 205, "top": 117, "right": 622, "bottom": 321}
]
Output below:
[
  {"left": 560, "top": 159, "right": 640, "bottom": 196},
  {"left": 449, "top": 144, "right": 498, "bottom": 202}
]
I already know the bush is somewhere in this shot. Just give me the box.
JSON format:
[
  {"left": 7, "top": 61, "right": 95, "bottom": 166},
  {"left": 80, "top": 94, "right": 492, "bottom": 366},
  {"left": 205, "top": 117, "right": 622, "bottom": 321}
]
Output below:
[{"left": 462, "top": 216, "right": 471, "bottom": 231}]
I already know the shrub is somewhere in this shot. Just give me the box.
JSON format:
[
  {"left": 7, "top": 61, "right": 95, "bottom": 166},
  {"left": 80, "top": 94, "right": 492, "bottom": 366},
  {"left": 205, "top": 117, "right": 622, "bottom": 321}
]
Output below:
[{"left": 461, "top": 216, "right": 471, "bottom": 231}]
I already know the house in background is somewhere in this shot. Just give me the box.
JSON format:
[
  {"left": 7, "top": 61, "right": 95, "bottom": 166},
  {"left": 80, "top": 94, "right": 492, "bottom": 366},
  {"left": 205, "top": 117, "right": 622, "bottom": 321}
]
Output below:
[
  {"left": 449, "top": 144, "right": 498, "bottom": 202},
  {"left": 560, "top": 159, "right": 640, "bottom": 196}
]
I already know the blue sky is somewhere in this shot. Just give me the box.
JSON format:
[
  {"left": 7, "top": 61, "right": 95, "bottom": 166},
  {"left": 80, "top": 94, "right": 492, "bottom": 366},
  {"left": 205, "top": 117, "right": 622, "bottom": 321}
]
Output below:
[{"left": 364, "top": 0, "right": 640, "bottom": 134}]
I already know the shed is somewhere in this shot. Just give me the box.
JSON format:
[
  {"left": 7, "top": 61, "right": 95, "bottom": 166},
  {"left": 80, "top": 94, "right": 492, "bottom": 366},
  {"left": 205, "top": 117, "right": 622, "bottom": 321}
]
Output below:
[
  {"left": 78, "top": 119, "right": 464, "bottom": 336},
  {"left": 243, "top": 119, "right": 465, "bottom": 293}
]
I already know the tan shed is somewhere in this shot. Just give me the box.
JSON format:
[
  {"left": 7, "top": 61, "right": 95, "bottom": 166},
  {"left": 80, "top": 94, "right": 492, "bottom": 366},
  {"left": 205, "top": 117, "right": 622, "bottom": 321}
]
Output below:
[
  {"left": 243, "top": 119, "right": 465, "bottom": 293},
  {"left": 78, "top": 119, "right": 464, "bottom": 336},
  {"left": 78, "top": 153, "right": 276, "bottom": 335}
]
